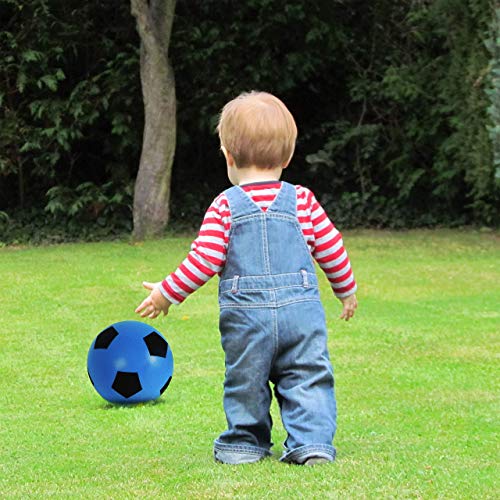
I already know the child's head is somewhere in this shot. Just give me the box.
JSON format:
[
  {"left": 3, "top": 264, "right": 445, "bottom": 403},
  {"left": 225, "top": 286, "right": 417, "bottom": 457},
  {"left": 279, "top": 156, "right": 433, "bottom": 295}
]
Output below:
[{"left": 217, "top": 91, "right": 297, "bottom": 169}]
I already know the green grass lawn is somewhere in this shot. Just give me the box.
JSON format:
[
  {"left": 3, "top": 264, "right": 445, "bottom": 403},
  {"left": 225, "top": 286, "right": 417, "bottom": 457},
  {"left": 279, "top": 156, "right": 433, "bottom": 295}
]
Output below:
[{"left": 0, "top": 230, "right": 498, "bottom": 498}]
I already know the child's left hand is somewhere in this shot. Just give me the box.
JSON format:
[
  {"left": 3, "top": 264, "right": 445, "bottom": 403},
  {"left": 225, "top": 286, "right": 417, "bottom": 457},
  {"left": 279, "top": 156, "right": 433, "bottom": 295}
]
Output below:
[
  {"left": 135, "top": 281, "right": 172, "bottom": 319},
  {"left": 339, "top": 293, "right": 357, "bottom": 321}
]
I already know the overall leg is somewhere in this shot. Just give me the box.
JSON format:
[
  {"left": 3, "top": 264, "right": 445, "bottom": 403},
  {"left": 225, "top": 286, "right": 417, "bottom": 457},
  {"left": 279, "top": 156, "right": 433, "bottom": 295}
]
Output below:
[
  {"left": 214, "top": 307, "right": 275, "bottom": 464},
  {"left": 273, "top": 301, "right": 337, "bottom": 464}
]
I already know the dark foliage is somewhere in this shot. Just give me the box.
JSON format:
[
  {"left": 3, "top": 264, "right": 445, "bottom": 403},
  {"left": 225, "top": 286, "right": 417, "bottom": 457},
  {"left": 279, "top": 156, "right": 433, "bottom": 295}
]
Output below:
[{"left": 0, "top": 0, "right": 498, "bottom": 244}]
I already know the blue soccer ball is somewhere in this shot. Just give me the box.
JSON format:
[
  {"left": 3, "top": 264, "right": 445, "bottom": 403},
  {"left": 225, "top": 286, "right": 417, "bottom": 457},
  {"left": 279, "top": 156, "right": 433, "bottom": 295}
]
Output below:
[{"left": 87, "top": 321, "right": 174, "bottom": 404}]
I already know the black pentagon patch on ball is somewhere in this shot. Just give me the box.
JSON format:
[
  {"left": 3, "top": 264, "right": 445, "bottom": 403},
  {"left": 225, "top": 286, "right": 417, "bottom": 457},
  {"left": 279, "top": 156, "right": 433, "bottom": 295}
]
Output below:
[
  {"left": 160, "top": 376, "right": 172, "bottom": 395},
  {"left": 112, "top": 371, "right": 142, "bottom": 398},
  {"left": 144, "top": 332, "right": 168, "bottom": 358},
  {"left": 94, "top": 326, "right": 119, "bottom": 349}
]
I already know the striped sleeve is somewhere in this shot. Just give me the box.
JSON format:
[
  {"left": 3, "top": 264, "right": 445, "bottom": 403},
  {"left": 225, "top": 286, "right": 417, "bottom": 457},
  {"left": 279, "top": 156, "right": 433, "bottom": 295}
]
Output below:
[
  {"left": 159, "top": 194, "right": 230, "bottom": 304},
  {"left": 304, "top": 188, "right": 357, "bottom": 298}
]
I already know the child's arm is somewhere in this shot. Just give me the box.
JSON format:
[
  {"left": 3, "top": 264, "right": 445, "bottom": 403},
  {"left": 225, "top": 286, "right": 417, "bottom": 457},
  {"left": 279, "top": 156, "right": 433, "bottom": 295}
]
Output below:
[
  {"left": 303, "top": 188, "right": 358, "bottom": 320},
  {"left": 135, "top": 194, "right": 230, "bottom": 318},
  {"left": 159, "top": 195, "right": 229, "bottom": 304}
]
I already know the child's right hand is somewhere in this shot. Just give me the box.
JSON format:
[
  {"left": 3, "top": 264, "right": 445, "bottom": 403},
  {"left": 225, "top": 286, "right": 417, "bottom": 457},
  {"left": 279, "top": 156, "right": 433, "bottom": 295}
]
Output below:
[
  {"left": 339, "top": 294, "right": 357, "bottom": 321},
  {"left": 135, "top": 281, "right": 172, "bottom": 319}
]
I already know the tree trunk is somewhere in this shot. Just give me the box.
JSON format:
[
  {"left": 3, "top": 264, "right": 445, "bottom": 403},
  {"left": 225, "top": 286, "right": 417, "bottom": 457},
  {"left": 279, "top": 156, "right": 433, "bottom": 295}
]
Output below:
[{"left": 131, "top": 0, "right": 176, "bottom": 241}]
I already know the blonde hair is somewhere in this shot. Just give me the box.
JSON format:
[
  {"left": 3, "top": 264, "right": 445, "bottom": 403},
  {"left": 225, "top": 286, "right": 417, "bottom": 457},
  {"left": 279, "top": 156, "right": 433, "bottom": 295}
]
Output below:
[{"left": 217, "top": 91, "right": 297, "bottom": 169}]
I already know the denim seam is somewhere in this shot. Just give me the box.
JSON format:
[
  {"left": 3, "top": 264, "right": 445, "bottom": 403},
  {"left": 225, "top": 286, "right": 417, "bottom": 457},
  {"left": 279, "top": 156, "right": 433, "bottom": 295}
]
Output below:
[
  {"left": 220, "top": 271, "right": 317, "bottom": 281},
  {"left": 276, "top": 298, "right": 321, "bottom": 308},
  {"left": 231, "top": 213, "right": 265, "bottom": 224},
  {"left": 262, "top": 214, "right": 270, "bottom": 275},
  {"left": 263, "top": 213, "right": 297, "bottom": 222},
  {"left": 219, "top": 304, "right": 276, "bottom": 309},
  {"left": 294, "top": 219, "right": 316, "bottom": 258},
  {"left": 214, "top": 442, "right": 271, "bottom": 455},
  {"left": 219, "top": 298, "right": 321, "bottom": 309},
  {"left": 271, "top": 294, "right": 278, "bottom": 363},
  {"left": 220, "top": 284, "right": 318, "bottom": 295},
  {"left": 282, "top": 444, "right": 336, "bottom": 461}
]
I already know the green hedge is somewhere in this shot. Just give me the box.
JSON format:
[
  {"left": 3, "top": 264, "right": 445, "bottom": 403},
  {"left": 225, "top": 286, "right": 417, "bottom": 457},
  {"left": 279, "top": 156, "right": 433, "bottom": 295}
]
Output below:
[{"left": 0, "top": 0, "right": 498, "bottom": 243}]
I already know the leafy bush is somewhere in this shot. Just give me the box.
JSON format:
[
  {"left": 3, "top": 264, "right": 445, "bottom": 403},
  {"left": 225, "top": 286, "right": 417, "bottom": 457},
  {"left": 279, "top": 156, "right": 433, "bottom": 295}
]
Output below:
[
  {"left": 303, "top": 0, "right": 497, "bottom": 227},
  {"left": 0, "top": 0, "right": 498, "bottom": 242},
  {"left": 0, "top": 0, "right": 140, "bottom": 214},
  {"left": 45, "top": 181, "right": 133, "bottom": 227},
  {"left": 0, "top": 182, "right": 132, "bottom": 245}
]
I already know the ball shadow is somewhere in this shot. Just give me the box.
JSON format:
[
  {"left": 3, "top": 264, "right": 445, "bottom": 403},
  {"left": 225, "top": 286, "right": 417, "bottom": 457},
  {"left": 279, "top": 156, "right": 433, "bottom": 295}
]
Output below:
[{"left": 99, "top": 398, "right": 168, "bottom": 410}]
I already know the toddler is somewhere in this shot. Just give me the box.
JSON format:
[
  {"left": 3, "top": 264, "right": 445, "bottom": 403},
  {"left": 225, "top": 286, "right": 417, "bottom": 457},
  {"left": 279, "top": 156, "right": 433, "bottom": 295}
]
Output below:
[{"left": 135, "top": 91, "right": 358, "bottom": 465}]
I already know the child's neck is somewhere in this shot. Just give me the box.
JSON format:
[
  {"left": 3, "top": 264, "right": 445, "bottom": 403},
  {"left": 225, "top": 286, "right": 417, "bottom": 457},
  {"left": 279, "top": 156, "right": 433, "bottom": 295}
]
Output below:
[{"left": 236, "top": 165, "right": 283, "bottom": 186}]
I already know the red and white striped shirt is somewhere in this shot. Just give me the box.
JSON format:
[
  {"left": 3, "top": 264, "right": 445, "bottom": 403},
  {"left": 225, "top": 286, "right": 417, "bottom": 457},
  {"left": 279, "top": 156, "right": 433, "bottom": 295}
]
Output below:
[{"left": 160, "top": 181, "right": 357, "bottom": 304}]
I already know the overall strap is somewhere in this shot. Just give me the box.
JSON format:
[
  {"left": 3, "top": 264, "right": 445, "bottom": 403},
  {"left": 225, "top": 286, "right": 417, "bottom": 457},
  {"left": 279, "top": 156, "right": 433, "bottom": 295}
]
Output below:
[
  {"left": 266, "top": 181, "right": 297, "bottom": 217},
  {"left": 223, "top": 185, "right": 263, "bottom": 220}
]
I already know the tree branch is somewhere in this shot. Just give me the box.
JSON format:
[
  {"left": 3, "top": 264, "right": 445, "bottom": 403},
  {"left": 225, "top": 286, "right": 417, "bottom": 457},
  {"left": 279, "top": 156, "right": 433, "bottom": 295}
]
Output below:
[
  {"left": 131, "top": 0, "right": 176, "bottom": 51},
  {"left": 130, "top": 0, "right": 154, "bottom": 50},
  {"left": 150, "top": 0, "right": 176, "bottom": 48}
]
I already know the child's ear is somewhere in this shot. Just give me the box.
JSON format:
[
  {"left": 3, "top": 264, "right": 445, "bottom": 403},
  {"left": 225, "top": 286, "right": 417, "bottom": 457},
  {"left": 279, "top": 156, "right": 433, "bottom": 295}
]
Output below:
[
  {"left": 282, "top": 151, "right": 294, "bottom": 169},
  {"left": 222, "top": 147, "right": 236, "bottom": 168}
]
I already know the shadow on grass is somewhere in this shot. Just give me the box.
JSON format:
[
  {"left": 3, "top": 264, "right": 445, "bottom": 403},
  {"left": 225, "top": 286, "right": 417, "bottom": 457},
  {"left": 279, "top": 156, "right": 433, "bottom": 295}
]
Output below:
[{"left": 99, "top": 398, "right": 168, "bottom": 410}]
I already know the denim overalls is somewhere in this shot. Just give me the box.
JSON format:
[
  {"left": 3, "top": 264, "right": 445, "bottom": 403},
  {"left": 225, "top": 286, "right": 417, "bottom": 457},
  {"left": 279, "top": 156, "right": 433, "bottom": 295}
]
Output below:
[{"left": 213, "top": 181, "right": 337, "bottom": 464}]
